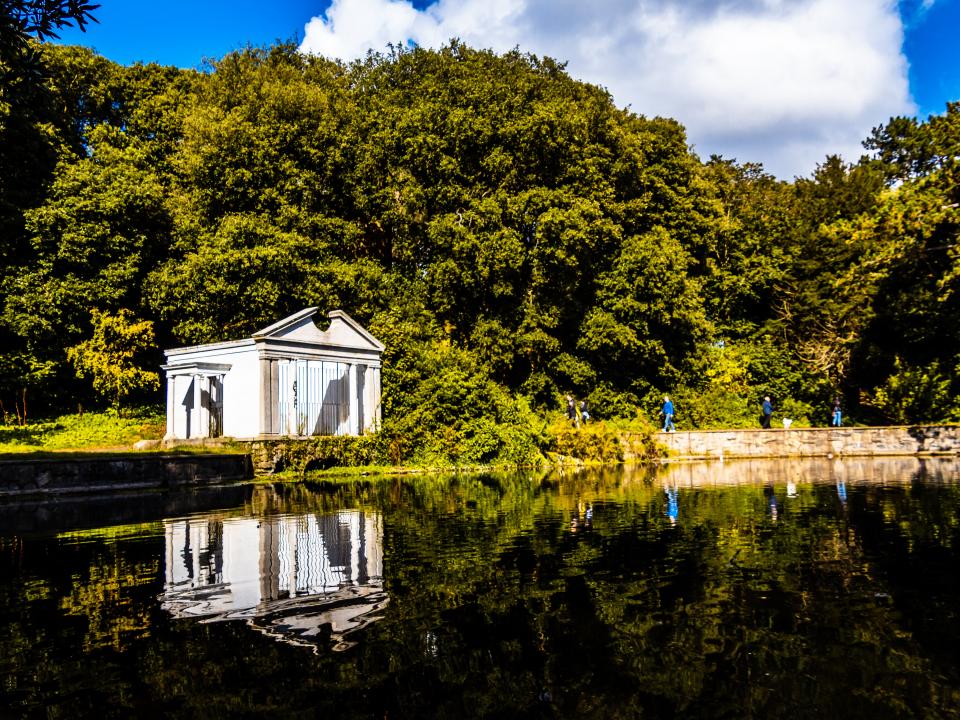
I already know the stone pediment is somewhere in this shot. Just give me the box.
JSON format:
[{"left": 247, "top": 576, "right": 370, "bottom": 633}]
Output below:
[{"left": 252, "top": 308, "right": 384, "bottom": 352}]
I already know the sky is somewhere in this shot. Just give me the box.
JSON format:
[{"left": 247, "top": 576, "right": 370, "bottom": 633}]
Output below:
[{"left": 54, "top": 0, "right": 960, "bottom": 180}]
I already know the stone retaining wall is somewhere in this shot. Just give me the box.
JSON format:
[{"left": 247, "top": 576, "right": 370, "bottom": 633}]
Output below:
[
  {"left": 651, "top": 425, "right": 960, "bottom": 459},
  {"left": 0, "top": 453, "right": 253, "bottom": 498}
]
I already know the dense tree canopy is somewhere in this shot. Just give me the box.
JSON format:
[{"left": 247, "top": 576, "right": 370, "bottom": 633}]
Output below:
[{"left": 1, "top": 38, "right": 958, "bottom": 455}]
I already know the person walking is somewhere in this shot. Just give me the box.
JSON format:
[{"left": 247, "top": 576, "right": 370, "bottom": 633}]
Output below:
[
  {"left": 661, "top": 395, "right": 676, "bottom": 432},
  {"left": 565, "top": 395, "right": 578, "bottom": 427},
  {"left": 579, "top": 399, "right": 590, "bottom": 424},
  {"left": 761, "top": 396, "right": 773, "bottom": 429},
  {"left": 831, "top": 398, "right": 842, "bottom": 427}
]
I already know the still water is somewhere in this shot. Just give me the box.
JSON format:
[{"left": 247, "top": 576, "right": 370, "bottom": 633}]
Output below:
[{"left": 2, "top": 458, "right": 960, "bottom": 718}]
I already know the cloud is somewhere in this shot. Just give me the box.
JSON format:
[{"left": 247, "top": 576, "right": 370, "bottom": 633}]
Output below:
[{"left": 301, "top": 0, "right": 914, "bottom": 179}]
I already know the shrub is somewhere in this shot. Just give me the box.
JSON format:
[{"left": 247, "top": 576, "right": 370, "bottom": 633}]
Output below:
[{"left": 549, "top": 419, "right": 624, "bottom": 463}]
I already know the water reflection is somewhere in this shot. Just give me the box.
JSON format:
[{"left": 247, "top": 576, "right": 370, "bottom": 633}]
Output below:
[
  {"left": 2, "top": 459, "right": 960, "bottom": 718},
  {"left": 654, "top": 455, "right": 960, "bottom": 487},
  {"left": 665, "top": 483, "right": 679, "bottom": 525},
  {"left": 161, "top": 511, "right": 385, "bottom": 650}
]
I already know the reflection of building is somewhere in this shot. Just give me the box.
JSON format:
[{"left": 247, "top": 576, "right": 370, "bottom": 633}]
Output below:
[{"left": 161, "top": 511, "right": 385, "bottom": 651}]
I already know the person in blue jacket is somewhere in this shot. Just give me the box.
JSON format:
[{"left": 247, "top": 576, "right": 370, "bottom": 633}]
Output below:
[
  {"left": 761, "top": 396, "right": 773, "bottom": 428},
  {"left": 661, "top": 395, "right": 676, "bottom": 432}
]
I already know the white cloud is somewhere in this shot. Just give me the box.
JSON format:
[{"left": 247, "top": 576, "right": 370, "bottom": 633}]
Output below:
[{"left": 300, "top": 0, "right": 914, "bottom": 179}]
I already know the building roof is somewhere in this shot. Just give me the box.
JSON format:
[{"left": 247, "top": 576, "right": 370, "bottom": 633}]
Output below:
[
  {"left": 164, "top": 308, "right": 384, "bottom": 359},
  {"left": 252, "top": 308, "right": 385, "bottom": 351}
]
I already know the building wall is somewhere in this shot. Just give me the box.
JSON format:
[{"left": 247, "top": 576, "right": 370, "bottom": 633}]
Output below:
[
  {"left": 220, "top": 350, "right": 259, "bottom": 438},
  {"left": 164, "top": 345, "right": 259, "bottom": 439}
]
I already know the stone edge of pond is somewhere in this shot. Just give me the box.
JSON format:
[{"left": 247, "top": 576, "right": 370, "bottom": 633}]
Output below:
[{"left": 0, "top": 452, "right": 253, "bottom": 499}]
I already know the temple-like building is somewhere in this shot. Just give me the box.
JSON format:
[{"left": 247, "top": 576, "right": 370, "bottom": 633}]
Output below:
[{"left": 161, "top": 308, "right": 383, "bottom": 440}]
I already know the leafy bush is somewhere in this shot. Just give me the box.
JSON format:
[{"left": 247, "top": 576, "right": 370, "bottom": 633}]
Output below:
[
  {"left": 777, "top": 397, "right": 815, "bottom": 427},
  {"left": 371, "top": 309, "right": 548, "bottom": 467},
  {"left": 668, "top": 385, "right": 754, "bottom": 430},
  {"left": 549, "top": 419, "right": 624, "bottom": 463},
  {"left": 866, "top": 357, "right": 959, "bottom": 424}
]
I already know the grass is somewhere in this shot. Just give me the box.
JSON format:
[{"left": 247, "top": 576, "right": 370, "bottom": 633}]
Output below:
[{"left": 0, "top": 408, "right": 165, "bottom": 455}]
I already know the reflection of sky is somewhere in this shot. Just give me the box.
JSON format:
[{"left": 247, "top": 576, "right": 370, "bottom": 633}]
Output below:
[{"left": 162, "top": 511, "right": 386, "bottom": 650}]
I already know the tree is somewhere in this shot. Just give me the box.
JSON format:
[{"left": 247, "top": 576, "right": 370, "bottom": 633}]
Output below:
[
  {"left": 1, "top": 0, "right": 98, "bottom": 37},
  {"left": 66, "top": 309, "right": 159, "bottom": 413},
  {"left": 1, "top": 0, "right": 99, "bottom": 64},
  {"left": 1, "top": 4, "right": 102, "bottom": 229}
]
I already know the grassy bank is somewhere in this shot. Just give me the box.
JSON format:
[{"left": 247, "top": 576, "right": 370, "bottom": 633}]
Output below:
[
  {"left": 0, "top": 409, "right": 165, "bottom": 454},
  {"left": 0, "top": 407, "right": 663, "bottom": 473}
]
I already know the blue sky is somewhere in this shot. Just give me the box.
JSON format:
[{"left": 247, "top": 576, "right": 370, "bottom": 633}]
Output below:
[
  {"left": 54, "top": 0, "right": 959, "bottom": 179},
  {"left": 900, "top": 0, "right": 960, "bottom": 118}
]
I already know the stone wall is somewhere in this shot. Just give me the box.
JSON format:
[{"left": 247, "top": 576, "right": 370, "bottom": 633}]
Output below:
[
  {"left": 650, "top": 425, "right": 960, "bottom": 460},
  {"left": 0, "top": 453, "right": 253, "bottom": 498}
]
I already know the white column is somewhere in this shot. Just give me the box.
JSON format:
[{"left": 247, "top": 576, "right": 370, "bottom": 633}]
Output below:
[
  {"left": 200, "top": 376, "right": 212, "bottom": 438},
  {"left": 259, "top": 358, "right": 272, "bottom": 436},
  {"left": 372, "top": 367, "right": 382, "bottom": 431},
  {"left": 362, "top": 366, "right": 378, "bottom": 432},
  {"left": 270, "top": 360, "right": 279, "bottom": 434},
  {"left": 348, "top": 363, "right": 360, "bottom": 435},
  {"left": 191, "top": 374, "right": 202, "bottom": 438},
  {"left": 164, "top": 374, "right": 176, "bottom": 439},
  {"left": 356, "top": 364, "right": 366, "bottom": 433},
  {"left": 287, "top": 362, "right": 298, "bottom": 436}
]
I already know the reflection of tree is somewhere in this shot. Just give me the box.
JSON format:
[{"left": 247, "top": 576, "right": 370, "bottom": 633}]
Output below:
[
  {"left": 59, "top": 553, "right": 156, "bottom": 652},
  {"left": 2, "top": 468, "right": 960, "bottom": 716},
  {"left": 364, "top": 470, "right": 960, "bottom": 717}
]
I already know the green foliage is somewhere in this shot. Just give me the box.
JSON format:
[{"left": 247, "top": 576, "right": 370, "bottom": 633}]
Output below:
[
  {"left": 865, "top": 356, "right": 959, "bottom": 425},
  {"left": 67, "top": 309, "right": 159, "bottom": 413},
  {"left": 777, "top": 397, "right": 816, "bottom": 427},
  {"left": 670, "top": 385, "right": 755, "bottom": 430},
  {"left": 375, "top": 337, "right": 545, "bottom": 467},
  {"left": 550, "top": 419, "right": 624, "bottom": 463},
  {"left": 699, "top": 158, "right": 796, "bottom": 332},
  {"left": 1, "top": 1, "right": 98, "bottom": 46}
]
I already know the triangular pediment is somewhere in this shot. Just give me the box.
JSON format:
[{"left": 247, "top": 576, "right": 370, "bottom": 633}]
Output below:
[{"left": 252, "top": 308, "right": 384, "bottom": 351}]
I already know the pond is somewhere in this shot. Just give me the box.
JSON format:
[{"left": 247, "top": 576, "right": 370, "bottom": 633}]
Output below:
[{"left": 2, "top": 457, "right": 959, "bottom": 718}]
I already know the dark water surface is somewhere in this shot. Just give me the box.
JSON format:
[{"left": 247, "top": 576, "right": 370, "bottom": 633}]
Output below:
[{"left": 2, "top": 458, "right": 960, "bottom": 718}]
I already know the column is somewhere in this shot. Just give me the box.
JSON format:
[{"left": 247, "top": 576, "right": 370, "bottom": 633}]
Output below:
[
  {"left": 287, "top": 362, "right": 298, "bottom": 435},
  {"left": 372, "top": 367, "right": 382, "bottom": 431},
  {"left": 191, "top": 374, "right": 202, "bottom": 439},
  {"left": 356, "top": 364, "right": 367, "bottom": 433},
  {"left": 259, "top": 358, "right": 273, "bottom": 436},
  {"left": 164, "top": 374, "right": 176, "bottom": 439},
  {"left": 270, "top": 360, "right": 279, "bottom": 434},
  {"left": 361, "top": 366, "right": 376, "bottom": 432},
  {"left": 199, "top": 376, "right": 211, "bottom": 438},
  {"left": 348, "top": 363, "right": 360, "bottom": 435}
]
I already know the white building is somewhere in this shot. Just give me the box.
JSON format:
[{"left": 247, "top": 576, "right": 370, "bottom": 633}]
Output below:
[{"left": 161, "top": 308, "right": 384, "bottom": 440}]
